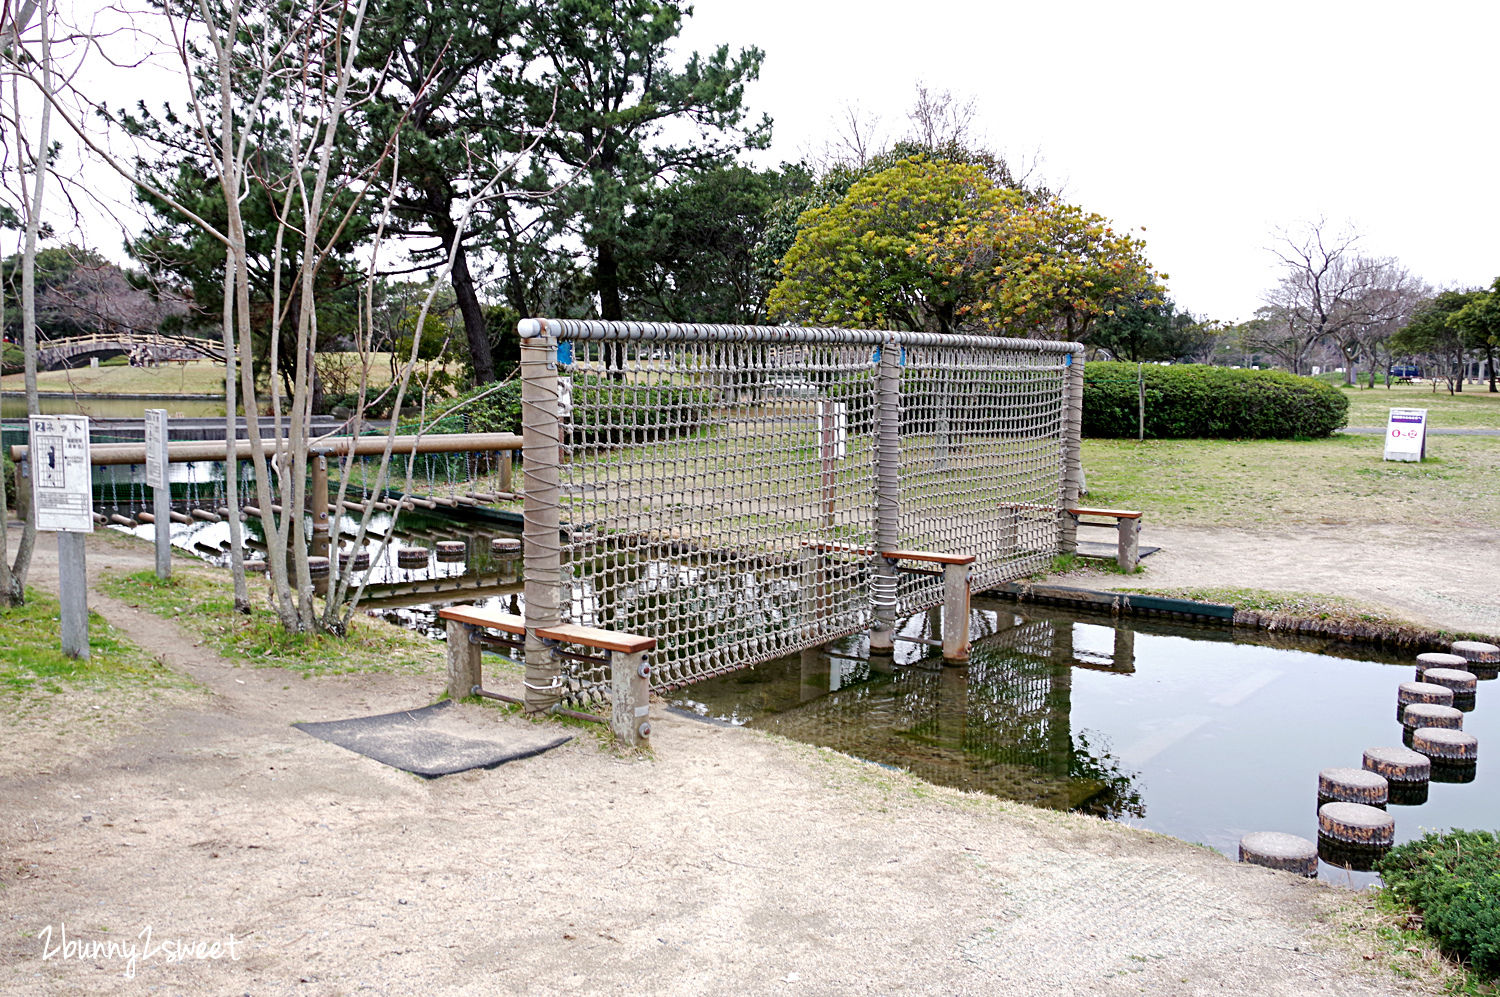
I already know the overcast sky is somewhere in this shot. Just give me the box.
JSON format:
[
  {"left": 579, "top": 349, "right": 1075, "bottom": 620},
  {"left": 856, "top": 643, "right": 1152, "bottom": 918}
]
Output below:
[{"left": 679, "top": 0, "right": 1500, "bottom": 323}]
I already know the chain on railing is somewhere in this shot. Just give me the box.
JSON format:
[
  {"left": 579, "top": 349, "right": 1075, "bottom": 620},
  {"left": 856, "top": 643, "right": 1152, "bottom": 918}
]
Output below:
[{"left": 517, "top": 319, "right": 1082, "bottom": 706}]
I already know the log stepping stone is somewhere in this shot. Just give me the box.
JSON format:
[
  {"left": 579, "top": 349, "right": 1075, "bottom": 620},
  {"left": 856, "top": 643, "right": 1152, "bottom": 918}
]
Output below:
[
  {"left": 244, "top": 559, "right": 269, "bottom": 574},
  {"left": 436, "top": 541, "right": 468, "bottom": 562},
  {"left": 397, "top": 547, "right": 430, "bottom": 568},
  {"left": 1411, "top": 727, "right": 1478, "bottom": 763},
  {"left": 1318, "top": 766, "right": 1387, "bottom": 808},
  {"left": 1318, "top": 801, "right": 1395, "bottom": 848},
  {"left": 305, "top": 556, "right": 330, "bottom": 578},
  {"left": 1401, "top": 703, "right": 1463, "bottom": 739},
  {"left": 1363, "top": 745, "right": 1430, "bottom": 806},
  {"left": 1452, "top": 641, "right": 1500, "bottom": 680},
  {"left": 1421, "top": 667, "right": 1478, "bottom": 711},
  {"left": 1239, "top": 832, "right": 1318, "bottom": 877},
  {"left": 491, "top": 537, "right": 522, "bottom": 557},
  {"left": 1397, "top": 681, "right": 1453, "bottom": 720},
  {"left": 338, "top": 549, "right": 371, "bottom": 570},
  {"left": 1416, "top": 651, "right": 1468, "bottom": 675}
]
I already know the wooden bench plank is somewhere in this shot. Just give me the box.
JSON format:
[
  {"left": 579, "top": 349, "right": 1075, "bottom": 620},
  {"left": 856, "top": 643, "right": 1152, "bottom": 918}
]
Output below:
[
  {"left": 437, "top": 605, "right": 525, "bottom": 635},
  {"left": 537, "top": 622, "right": 658, "bottom": 655},
  {"left": 881, "top": 548, "right": 976, "bottom": 566},
  {"left": 1067, "top": 507, "right": 1142, "bottom": 520}
]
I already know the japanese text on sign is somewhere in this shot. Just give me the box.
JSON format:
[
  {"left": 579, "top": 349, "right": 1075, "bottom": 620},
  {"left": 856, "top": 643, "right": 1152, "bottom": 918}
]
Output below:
[{"left": 29, "top": 415, "right": 94, "bottom": 532}]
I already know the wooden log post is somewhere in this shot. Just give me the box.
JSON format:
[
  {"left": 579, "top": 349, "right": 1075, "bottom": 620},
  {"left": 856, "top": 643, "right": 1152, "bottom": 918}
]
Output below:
[
  {"left": 941, "top": 560, "right": 971, "bottom": 662},
  {"left": 611, "top": 650, "right": 651, "bottom": 747},
  {"left": 1116, "top": 516, "right": 1141, "bottom": 573},
  {"left": 309, "top": 454, "right": 330, "bottom": 559},
  {"left": 445, "top": 619, "right": 482, "bottom": 701}
]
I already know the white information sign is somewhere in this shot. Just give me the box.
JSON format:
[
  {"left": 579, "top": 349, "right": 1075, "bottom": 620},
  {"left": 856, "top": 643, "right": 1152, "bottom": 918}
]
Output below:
[
  {"left": 144, "top": 408, "right": 168, "bottom": 489},
  {"left": 29, "top": 415, "right": 94, "bottom": 532},
  {"left": 1383, "top": 407, "right": 1427, "bottom": 462}
]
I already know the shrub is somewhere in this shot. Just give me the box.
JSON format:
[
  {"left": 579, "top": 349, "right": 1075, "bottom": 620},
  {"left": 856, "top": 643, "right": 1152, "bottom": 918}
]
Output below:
[
  {"left": 1082, "top": 362, "right": 1349, "bottom": 439},
  {"left": 1378, "top": 829, "right": 1500, "bottom": 976},
  {"left": 2, "top": 342, "right": 24, "bottom": 375}
]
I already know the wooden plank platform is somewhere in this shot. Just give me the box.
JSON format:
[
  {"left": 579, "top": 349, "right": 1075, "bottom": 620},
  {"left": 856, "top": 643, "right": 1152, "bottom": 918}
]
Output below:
[
  {"left": 536, "top": 622, "right": 657, "bottom": 655},
  {"left": 437, "top": 606, "right": 525, "bottom": 635}
]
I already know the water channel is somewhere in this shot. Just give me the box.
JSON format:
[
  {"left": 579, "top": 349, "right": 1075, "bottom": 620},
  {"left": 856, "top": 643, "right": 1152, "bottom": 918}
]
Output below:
[{"left": 98, "top": 481, "right": 1495, "bottom": 888}]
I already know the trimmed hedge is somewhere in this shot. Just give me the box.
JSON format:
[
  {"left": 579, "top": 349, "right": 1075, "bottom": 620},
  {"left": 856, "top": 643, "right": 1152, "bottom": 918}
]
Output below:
[
  {"left": 1379, "top": 829, "right": 1500, "bottom": 976},
  {"left": 1082, "top": 362, "right": 1349, "bottom": 439}
]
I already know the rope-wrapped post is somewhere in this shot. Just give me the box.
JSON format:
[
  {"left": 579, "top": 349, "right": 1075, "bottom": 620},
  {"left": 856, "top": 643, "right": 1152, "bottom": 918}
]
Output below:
[
  {"left": 870, "top": 341, "right": 903, "bottom": 655},
  {"left": 518, "top": 319, "right": 565, "bottom": 714},
  {"left": 1059, "top": 351, "right": 1085, "bottom": 554}
]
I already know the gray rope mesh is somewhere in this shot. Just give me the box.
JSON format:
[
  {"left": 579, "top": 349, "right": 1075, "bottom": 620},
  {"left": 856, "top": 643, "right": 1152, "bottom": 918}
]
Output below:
[{"left": 518, "top": 319, "right": 1079, "bottom": 704}]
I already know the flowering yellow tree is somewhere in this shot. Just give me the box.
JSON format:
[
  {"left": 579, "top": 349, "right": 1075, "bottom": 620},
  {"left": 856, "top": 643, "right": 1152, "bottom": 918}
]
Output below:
[{"left": 768, "top": 157, "right": 1164, "bottom": 340}]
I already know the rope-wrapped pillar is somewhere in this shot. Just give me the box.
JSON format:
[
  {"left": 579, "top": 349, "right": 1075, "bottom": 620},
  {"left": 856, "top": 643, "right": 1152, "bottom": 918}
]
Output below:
[
  {"left": 518, "top": 319, "right": 565, "bottom": 713},
  {"left": 1059, "top": 350, "right": 1085, "bottom": 554},
  {"left": 870, "top": 340, "right": 902, "bottom": 655}
]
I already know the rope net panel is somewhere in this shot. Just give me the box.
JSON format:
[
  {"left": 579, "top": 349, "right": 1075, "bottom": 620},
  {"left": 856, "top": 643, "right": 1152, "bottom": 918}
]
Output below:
[
  {"left": 520, "top": 320, "right": 1079, "bottom": 704},
  {"left": 552, "top": 334, "right": 878, "bottom": 697},
  {"left": 894, "top": 343, "right": 1070, "bottom": 615}
]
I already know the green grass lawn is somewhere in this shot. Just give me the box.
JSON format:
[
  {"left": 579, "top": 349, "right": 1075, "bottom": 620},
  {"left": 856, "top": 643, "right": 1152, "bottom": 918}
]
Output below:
[
  {"left": 1082, "top": 434, "right": 1500, "bottom": 530},
  {"left": 1336, "top": 380, "right": 1500, "bottom": 429},
  {"left": 0, "top": 591, "right": 189, "bottom": 697},
  {"left": 97, "top": 566, "right": 444, "bottom": 677}
]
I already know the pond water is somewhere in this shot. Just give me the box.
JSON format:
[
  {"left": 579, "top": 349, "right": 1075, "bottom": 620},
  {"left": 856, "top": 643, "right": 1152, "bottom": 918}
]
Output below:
[
  {"left": 670, "top": 601, "right": 1498, "bottom": 887},
  {"left": 1, "top": 395, "right": 226, "bottom": 419},
  {"left": 107, "top": 508, "right": 1495, "bottom": 886}
]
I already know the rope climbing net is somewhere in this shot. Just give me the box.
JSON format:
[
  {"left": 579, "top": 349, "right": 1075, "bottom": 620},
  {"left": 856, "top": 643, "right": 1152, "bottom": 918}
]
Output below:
[{"left": 518, "top": 319, "right": 1082, "bottom": 704}]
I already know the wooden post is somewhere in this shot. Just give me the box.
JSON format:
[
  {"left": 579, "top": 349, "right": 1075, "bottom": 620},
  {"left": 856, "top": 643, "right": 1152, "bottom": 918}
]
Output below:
[
  {"left": 309, "top": 454, "right": 330, "bottom": 559},
  {"left": 941, "top": 561, "right": 970, "bottom": 662},
  {"left": 870, "top": 343, "right": 903, "bottom": 656},
  {"left": 499, "top": 449, "right": 513, "bottom": 493},
  {"left": 519, "top": 322, "right": 565, "bottom": 714},
  {"left": 1116, "top": 516, "right": 1141, "bottom": 573},
  {"left": 1059, "top": 351, "right": 1085, "bottom": 554},
  {"left": 58, "top": 531, "right": 89, "bottom": 660},
  {"left": 611, "top": 650, "right": 651, "bottom": 746},
  {"left": 445, "top": 619, "right": 481, "bottom": 700}
]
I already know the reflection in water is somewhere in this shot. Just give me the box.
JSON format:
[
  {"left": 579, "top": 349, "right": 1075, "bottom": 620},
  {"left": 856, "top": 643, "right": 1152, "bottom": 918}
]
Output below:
[{"left": 678, "top": 612, "right": 1145, "bottom": 819}]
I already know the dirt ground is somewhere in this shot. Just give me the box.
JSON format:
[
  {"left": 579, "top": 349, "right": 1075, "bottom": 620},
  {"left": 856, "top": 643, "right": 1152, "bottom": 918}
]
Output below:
[
  {"left": 1083, "top": 522, "right": 1500, "bottom": 638},
  {"left": 0, "top": 530, "right": 1471, "bottom": 995}
]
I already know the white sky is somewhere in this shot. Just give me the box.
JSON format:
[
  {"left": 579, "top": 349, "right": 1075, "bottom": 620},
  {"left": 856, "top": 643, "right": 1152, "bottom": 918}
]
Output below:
[{"left": 679, "top": 0, "right": 1500, "bottom": 323}]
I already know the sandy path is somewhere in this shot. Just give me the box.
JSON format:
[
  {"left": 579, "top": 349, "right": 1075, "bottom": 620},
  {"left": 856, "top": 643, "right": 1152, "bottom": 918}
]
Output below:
[
  {"left": 1081, "top": 522, "right": 1500, "bottom": 637},
  {"left": 0, "top": 534, "right": 1425, "bottom": 995}
]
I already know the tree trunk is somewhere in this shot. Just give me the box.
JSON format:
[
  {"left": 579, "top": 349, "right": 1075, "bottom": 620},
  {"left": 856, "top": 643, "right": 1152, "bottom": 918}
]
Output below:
[
  {"left": 436, "top": 217, "right": 495, "bottom": 384},
  {"left": 596, "top": 240, "right": 625, "bottom": 374},
  {"left": 1487, "top": 342, "right": 1497, "bottom": 393}
]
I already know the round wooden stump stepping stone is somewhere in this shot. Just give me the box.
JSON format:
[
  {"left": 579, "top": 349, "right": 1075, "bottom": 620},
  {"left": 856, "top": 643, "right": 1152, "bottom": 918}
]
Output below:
[
  {"left": 1451, "top": 641, "right": 1500, "bottom": 680},
  {"left": 490, "top": 537, "right": 522, "bottom": 557},
  {"left": 1411, "top": 727, "right": 1478, "bottom": 763},
  {"left": 1239, "top": 832, "right": 1318, "bottom": 877},
  {"left": 244, "top": 559, "right": 269, "bottom": 574},
  {"left": 1417, "top": 651, "right": 1468, "bottom": 674},
  {"left": 339, "top": 549, "right": 371, "bottom": 570},
  {"left": 1401, "top": 703, "right": 1463, "bottom": 734},
  {"left": 1397, "top": 681, "right": 1454, "bottom": 720},
  {"left": 1317, "top": 766, "right": 1387, "bottom": 808},
  {"left": 1362, "top": 745, "right": 1430, "bottom": 785},
  {"left": 397, "top": 547, "right": 429, "bottom": 568},
  {"left": 305, "top": 556, "right": 330, "bottom": 577},
  {"left": 1318, "top": 801, "right": 1395, "bottom": 847},
  {"left": 1422, "top": 668, "right": 1478, "bottom": 695},
  {"left": 436, "top": 540, "right": 467, "bottom": 562},
  {"left": 1365, "top": 744, "right": 1432, "bottom": 806}
]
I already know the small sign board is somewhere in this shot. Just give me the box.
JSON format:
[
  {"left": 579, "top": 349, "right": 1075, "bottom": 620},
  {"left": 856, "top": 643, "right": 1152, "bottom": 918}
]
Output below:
[
  {"left": 144, "top": 408, "right": 168, "bottom": 489},
  {"left": 1383, "top": 407, "right": 1427, "bottom": 462},
  {"left": 29, "top": 415, "right": 94, "bottom": 532},
  {"left": 557, "top": 377, "right": 573, "bottom": 418}
]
